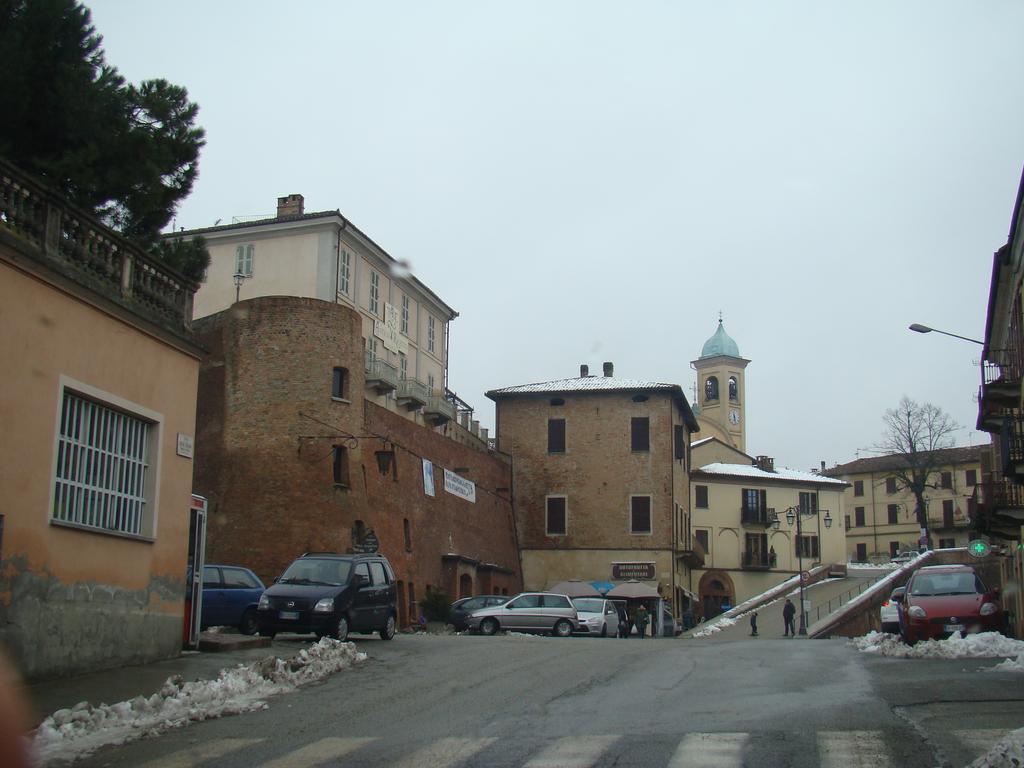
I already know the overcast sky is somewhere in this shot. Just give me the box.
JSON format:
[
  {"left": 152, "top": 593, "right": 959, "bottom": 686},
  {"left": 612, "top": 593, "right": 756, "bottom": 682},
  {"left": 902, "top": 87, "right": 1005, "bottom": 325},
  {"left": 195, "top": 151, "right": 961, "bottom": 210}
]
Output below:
[{"left": 88, "top": 1, "right": 1023, "bottom": 472}]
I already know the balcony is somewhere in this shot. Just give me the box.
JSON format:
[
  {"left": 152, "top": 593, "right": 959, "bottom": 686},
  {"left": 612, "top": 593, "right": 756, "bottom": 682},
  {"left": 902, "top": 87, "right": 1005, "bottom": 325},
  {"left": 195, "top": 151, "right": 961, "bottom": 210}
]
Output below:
[
  {"left": 424, "top": 394, "right": 456, "bottom": 425},
  {"left": 677, "top": 537, "right": 706, "bottom": 568},
  {"left": 973, "top": 478, "right": 1024, "bottom": 537},
  {"left": 397, "top": 378, "right": 429, "bottom": 411},
  {"left": 742, "top": 550, "right": 771, "bottom": 570},
  {"left": 740, "top": 506, "right": 774, "bottom": 527},
  {"left": 364, "top": 353, "right": 398, "bottom": 394},
  {"left": 998, "top": 412, "right": 1024, "bottom": 482}
]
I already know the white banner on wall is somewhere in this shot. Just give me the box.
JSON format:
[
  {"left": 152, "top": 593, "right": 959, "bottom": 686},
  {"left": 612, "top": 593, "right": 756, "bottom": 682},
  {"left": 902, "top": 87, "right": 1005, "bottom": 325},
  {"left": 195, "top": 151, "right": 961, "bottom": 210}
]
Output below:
[
  {"left": 443, "top": 469, "right": 476, "bottom": 503},
  {"left": 422, "top": 459, "right": 436, "bottom": 497}
]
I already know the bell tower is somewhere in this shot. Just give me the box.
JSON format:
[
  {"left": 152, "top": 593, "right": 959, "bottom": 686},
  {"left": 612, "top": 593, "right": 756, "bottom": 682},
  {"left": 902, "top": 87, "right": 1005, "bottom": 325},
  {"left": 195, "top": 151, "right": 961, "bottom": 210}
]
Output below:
[{"left": 691, "top": 318, "right": 750, "bottom": 453}]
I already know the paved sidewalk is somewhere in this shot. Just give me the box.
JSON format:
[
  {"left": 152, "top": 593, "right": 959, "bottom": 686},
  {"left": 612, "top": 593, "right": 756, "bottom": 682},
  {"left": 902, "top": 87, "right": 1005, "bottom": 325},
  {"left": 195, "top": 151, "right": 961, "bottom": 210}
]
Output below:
[{"left": 18, "top": 634, "right": 309, "bottom": 727}]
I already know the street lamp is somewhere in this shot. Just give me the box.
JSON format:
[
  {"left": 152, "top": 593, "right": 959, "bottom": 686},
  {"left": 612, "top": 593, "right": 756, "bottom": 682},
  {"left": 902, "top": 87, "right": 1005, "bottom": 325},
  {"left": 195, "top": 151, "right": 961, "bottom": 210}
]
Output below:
[
  {"left": 771, "top": 504, "right": 832, "bottom": 636},
  {"left": 908, "top": 323, "right": 983, "bottom": 345},
  {"left": 233, "top": 272, "right": 249, "bottom": 304}
]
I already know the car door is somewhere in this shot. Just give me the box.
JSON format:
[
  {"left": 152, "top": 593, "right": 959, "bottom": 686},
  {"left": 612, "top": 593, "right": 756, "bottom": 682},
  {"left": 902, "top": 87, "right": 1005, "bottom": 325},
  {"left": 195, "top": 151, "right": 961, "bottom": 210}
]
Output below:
[
  {"left": 368, "top": 561, "right": 390, "bottom": 628},
  {"left": 220, "top": 567, "right": 263, "bottom": 627},
  {"left": 201, "top": 566, "right": 224, "bottom": 628},
  {"left": 351, "top": 562, "right": 374, "bottom": 630},
  {"left": 504, "top": 594, "right": 540, "bottom": 630},
  {"left": 540, "top": 594, "right": 574, "bottom": 631}
]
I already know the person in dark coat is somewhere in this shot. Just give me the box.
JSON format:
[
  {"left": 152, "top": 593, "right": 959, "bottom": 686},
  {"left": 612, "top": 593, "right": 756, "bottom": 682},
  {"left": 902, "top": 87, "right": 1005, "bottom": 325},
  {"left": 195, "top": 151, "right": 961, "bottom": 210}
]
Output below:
[
  {"left": 749, "top": 611, "right": 758, "bottom": 636},
  {"left": 635, "top": 605, "right": 650, "bottom": 638},
  {"left": 783, "top": 598, "right": 796, "bottom": 637},
  {"left": 617, "top": 605, "right": 629, "bottom": 638}
]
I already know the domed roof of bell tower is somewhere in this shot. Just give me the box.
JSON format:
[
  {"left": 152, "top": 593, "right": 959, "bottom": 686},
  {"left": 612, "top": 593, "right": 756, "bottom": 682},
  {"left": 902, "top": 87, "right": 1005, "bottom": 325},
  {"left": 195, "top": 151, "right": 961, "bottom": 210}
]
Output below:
[{"left": 700, "top": 319, "right": 741, "bottom": 359}]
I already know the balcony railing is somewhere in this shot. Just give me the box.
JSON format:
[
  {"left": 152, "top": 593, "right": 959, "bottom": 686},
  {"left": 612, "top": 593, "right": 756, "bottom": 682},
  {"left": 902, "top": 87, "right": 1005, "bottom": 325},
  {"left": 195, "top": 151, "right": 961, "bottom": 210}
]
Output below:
[
  {"left": 364, "top": 353, "right": 398, "bottom": 394},
  {"left": 742, "top": 550, "right": 771, "bottom": 570},
  {"left": 740, "top": 506, "right": 773, "bottom": 526},
  {"left": 0, "top": 157, "right": 195, "bottom": 336},
  {"left": 424, "top": 394, "right": 456, "bottom": 425},
  {"left": 397, "top": 378, "right": 429, "bottom": 410}
]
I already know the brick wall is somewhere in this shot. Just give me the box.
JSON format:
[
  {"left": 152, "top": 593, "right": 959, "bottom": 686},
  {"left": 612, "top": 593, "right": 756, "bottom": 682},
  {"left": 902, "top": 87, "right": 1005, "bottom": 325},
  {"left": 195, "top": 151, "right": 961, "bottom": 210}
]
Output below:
[{"left": 193, "top": 296, "right": 520, "bottom": 626}]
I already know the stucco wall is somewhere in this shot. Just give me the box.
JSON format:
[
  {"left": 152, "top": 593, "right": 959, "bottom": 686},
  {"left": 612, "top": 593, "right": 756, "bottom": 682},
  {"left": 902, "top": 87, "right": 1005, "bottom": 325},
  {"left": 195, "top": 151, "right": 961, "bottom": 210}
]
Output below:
[{"left": 0, "top": 260, "right": 200, "bottom": 680}]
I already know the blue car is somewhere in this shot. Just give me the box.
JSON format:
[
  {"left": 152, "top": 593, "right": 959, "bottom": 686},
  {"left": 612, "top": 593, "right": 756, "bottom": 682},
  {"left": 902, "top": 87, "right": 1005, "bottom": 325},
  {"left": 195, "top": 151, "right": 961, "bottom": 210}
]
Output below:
[{"left": 201, "top": 565, "right": 265, "bottom": 635}]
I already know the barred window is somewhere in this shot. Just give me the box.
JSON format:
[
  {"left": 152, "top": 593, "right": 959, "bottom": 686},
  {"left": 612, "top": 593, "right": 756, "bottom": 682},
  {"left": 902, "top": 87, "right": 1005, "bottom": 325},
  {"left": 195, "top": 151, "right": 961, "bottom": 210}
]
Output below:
[{"left": 53, "top": 392, "right": 152, "bottom": 536}]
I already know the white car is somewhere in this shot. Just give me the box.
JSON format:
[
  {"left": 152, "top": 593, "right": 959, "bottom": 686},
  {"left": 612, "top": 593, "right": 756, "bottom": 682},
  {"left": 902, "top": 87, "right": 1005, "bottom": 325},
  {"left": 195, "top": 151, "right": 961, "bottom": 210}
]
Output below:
[
  {"left": 880, "top": 586, "right": 905, "bottom": 633},
  {"left": 571, "top": 597, "right": 618, "bottom": 637}
]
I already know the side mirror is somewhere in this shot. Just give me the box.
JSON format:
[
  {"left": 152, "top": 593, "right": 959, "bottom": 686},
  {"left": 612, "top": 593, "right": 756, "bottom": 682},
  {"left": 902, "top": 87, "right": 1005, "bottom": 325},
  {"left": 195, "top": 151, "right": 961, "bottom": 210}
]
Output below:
[{"left": 891, "top": 592, "right": 905, "bottom": 604}]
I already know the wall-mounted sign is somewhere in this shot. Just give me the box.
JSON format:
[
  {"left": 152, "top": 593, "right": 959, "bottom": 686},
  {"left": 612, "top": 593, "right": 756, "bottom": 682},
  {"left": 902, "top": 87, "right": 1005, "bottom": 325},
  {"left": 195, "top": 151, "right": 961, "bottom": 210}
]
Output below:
[
  {"left": 374, "top": 303, "right": 409, "bottom": 355},
  {"left": 176, "top": 433, "right": 194, "bottom": 459},
  {"left": 353, "top": 531, "right": 380, "bottom": 554},
  {"left": 611, "top": 562, "right": 656, "bottom": 581},
  {"left": 443, "top": 469, "right": 476, "bottom": 503},
  {"left": 423, "top": 459, "right": 436, "bottom": 497}
]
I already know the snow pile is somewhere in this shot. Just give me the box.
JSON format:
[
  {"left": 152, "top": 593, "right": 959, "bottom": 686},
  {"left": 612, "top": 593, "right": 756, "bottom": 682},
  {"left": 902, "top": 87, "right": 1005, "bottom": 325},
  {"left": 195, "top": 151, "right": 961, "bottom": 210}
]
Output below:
[
  {"left": 851, "top": 631, "right": 1024, "bottom": 659},
  {"left": 31, "top": 639, "right": 366, "bottom": 766},
  {"left": 847, "top": 561, "right": 898, "bottom": 570},
  {"left": 967, "top": 726, "right": 1024, "bottom": 767},
  {"left": 988, "top": 654, "right": 1024, "bottom": 673},
  {"left": 693, "top": 617, "right": 737, "bottom": 638}
]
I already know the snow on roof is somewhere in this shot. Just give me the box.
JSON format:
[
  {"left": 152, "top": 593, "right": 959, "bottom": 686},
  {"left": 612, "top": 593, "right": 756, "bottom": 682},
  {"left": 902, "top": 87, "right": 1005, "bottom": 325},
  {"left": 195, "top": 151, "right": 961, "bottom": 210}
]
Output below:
[
  {"left": 691, "top": 437, "right": 715, "bottom": 447},
  {"left": 487, "top": 376, "right": 681, "bottom": 396},
  {"left": 694, "top": 462, "right": 849, "bottom": 486}
]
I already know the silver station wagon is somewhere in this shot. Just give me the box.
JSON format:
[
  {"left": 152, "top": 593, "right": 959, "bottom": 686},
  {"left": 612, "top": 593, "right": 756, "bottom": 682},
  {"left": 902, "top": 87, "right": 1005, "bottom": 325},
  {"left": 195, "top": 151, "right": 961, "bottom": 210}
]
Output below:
[{"left": 468, "top": 592, "right": 580, "bottom": 637}]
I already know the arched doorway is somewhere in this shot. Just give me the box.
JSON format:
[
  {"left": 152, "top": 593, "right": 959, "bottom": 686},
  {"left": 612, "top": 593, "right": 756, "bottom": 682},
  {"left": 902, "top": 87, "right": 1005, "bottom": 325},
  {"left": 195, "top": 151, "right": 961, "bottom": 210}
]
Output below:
[
  {"left": 698, "top": 570, "right": 736, "bottom": 621},
  {"left": 459, "top": 573, "right": 473, "bottom": 599}
]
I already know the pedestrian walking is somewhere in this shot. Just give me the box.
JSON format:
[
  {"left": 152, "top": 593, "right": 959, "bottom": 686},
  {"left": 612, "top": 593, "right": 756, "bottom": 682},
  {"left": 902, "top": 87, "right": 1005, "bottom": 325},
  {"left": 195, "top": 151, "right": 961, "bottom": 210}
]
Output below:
[
  {"left": 635, "top": 604, "right": 650, "bottom": 638},
  {"left": 749, "top": 611, "right": 758, "bottom": 636},
  {"left": 617, "top": 605, "right": 629, "bottom": 638},
  {"left": 783, "top": 598, "right": 796, "bottom": 637}
]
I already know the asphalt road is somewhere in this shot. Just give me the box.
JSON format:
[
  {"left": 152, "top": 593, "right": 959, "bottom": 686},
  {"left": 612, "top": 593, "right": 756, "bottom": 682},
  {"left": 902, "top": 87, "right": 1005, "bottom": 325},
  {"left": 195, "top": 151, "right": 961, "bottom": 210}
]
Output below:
[{"left": 66, "top": 632, "right": 1024, "bottom": 768}]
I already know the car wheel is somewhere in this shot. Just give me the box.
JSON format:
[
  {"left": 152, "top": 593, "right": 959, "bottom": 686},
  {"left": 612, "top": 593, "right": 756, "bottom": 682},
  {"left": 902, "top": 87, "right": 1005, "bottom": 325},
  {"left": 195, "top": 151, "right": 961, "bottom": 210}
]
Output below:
[
  {"left": 479, "top": 618, "right": 499, "bottom": 636},
  {"left": 239, "top": 608, "right": 259, "bottom": 636},
  {"left": 379, "top": 614, "right": 396, "bottom": 641},
  {"left": 331, "top": 615, "right": 350, "bottom": 642},
  {"left": 553, "top": 619, "right": 573, "bottom": 638}
]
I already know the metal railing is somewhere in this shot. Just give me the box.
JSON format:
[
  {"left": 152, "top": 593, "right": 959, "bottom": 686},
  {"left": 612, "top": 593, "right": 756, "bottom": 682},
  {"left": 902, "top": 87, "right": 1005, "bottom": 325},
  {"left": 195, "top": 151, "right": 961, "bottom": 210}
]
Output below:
[
  {"left": 398, "top": 377, "right": 429, "bottom": 405},
  {"left": 425, "top": 394, "right": 456, "bottom": 422},
  {"left": 805, "top": 575, "right": 886, "bottom": 625},
  {"left": 364, "top": 353, "right": 398, "bottom": 390},
  {"left": 740, "top": 507, "right": 772, "bottom": 526},
  {"left": 741, "top": 550, "right": 771, "bottom": 569}
]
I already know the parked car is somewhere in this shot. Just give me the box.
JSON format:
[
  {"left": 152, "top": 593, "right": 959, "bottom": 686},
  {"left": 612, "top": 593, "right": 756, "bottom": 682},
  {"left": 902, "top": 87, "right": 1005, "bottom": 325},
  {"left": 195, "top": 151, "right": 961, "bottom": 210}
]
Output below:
[
  {"left": 880, "top": 586, "right": 906, "bottom": 633},
  {"left": 257, "top": 552, "right": 397, "bottom": 641},
  {"left": 571, "top": 597, "right": 618, "bottom": 637},
  {"left": 468, "top": 592, "right": 579, "bottom": 637},
  {"left": 891, "top": 550, "right": 919, "bottom": 565},
  {"left": 896, "top": 564, "right": 1003, "bottom": 644},
  {"left": 450, "top": 595, "right": 507, "bottom": 631},
  {"left": 200, "top": 565, "right": 265, "bottom": 635}
]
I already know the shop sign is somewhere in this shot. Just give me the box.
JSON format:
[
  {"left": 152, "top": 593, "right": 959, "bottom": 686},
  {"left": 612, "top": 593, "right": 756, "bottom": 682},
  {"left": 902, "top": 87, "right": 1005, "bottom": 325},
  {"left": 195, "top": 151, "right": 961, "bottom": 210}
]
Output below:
[{"left": 611, "top": 562, "right": 656, "bottom": 581}]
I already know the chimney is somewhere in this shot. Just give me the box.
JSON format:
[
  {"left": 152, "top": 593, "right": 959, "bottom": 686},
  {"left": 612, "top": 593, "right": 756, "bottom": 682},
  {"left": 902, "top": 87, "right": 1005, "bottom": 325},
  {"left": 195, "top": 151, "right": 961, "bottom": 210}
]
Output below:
[
  {"left": 276, "top": 194, "right": 304, "bottom": 218},
  {"left": 480, "top": 427, "right": 489, "bottom": 442},
  {"left": 460, "top": 412, "right": 471, "bottom": 430},
  {"left": 821, "top": 460, "right": 826, "bottom": 472},
  {"left": 603, "top": 361, "right": 614, "bottom": 377},
  {"left": 471, "top": 419, "right": 480, "bottom": 437},
  {"left": 755, "top": 455, "right": 775, "bottom": 472},
  {"left": 580, "top": 364, "right": 589, "bottom": 378}
]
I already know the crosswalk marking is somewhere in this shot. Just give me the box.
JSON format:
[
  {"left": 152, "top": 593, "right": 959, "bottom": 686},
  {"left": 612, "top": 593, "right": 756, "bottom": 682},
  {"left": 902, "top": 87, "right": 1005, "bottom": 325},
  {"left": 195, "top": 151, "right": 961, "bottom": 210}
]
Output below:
[
  {"left": 140, "top": 738, "right": 263, "bottom": 768},
  {"left": 259, "top": 737, "right": 377, "bottom": 768},
  {"left": 668, "top": 732, "right": 747, "bottom": 768},
  {"left": 390, "top": 736, "right": 498, "bottom": 768},
  {"left": 523, "top": 734, "right": 621, "bottom": 768},
  {"left": 817, "top": 730, "right": 891, "bottom": 768}
]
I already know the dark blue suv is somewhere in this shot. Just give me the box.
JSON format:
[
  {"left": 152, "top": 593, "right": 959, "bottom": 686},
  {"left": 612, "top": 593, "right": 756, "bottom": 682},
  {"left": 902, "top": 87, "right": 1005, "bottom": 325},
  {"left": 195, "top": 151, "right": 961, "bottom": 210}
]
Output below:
[{"left": 257, "top": 553, "right": 397, "bottom": 641}]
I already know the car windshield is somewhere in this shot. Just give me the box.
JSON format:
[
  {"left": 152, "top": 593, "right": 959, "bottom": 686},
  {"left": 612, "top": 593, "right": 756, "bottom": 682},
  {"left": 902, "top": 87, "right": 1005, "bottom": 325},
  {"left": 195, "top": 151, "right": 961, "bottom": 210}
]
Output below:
[
  {"left": 572, "top": 598, "right": 604, "bottom": 613},
  {"left": 279, "top": 558, "right": 351, "bottom": 586},
  {"left": 910, "top": 573, "right": 983, "bottom": 596}
]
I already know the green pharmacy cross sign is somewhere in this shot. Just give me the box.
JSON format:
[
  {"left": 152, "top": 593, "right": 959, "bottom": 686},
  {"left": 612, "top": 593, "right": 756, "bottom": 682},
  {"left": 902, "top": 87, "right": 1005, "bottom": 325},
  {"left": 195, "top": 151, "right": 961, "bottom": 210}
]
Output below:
[{"left": 967, "top": 539, "right": 991, "bottom": 558}]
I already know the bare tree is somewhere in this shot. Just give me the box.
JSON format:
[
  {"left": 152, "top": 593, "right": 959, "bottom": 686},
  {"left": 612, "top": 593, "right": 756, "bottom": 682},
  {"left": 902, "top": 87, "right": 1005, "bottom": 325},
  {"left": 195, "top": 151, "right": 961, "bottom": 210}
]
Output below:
[{"left": 875, "top": 397, "right": 960, "bottom": 546}]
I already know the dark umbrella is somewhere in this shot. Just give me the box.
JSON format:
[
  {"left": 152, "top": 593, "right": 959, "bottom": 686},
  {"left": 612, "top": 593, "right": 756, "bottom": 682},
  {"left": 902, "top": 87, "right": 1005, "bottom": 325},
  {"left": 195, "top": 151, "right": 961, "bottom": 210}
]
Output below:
[
  {"left": 606, "top": 580, "right": 660, "bottom": 599},
  {"left": 548, "top": 580, "right": 602, "bottom": 598}
]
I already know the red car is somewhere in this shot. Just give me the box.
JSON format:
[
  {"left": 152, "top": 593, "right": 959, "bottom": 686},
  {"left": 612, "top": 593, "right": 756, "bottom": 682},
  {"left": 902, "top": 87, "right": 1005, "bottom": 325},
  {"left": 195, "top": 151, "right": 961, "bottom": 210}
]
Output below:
[{"left": 896, "top": 564, "right": 1003, "bottom": 644}]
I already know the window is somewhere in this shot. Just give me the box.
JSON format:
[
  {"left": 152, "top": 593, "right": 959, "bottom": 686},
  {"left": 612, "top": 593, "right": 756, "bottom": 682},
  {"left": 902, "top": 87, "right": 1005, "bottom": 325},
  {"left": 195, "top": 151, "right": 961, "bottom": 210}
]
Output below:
[
  {"left": 223, "top": 568, "right": 260, "bottom": 589},
  {"left": 400, "top": 294, "right": 410, "bottom": 334},
  {"left": 798, "top": 491, "right": 817, "bottom": 514},
  {"left": 889, "top": 541, "right": 899, "bottom": 558},
  {"left": 940, "top": 471, "right": 952, "bottom": 489},
  {"left": 369, "top": 561, "right": 388, "bottom": 585},
  {"left": 630, "top": 495, "right": 652, "bottom": 534},
  {"left": 403, "top": 518, "right": 412, "bottom": 552},
  {"left": 332, "top": 367, "right": 348, "bottom": 400},
  {"left": 886, "top": 504, "right": 898, "bottom": 524},
  {"left": 694, "top": 528, "right": 709, "bottom": 553},
  {"left": 854, "top": 480, "right": 864, "bottom": 496},
  {"left": 427, "top": 315, "right": 436, "bottom": 354},
  {"left": 546, "top": 496, "right": 567, "bottom": 535},
  {"left": 549, "top": 397, "right": 565, "bottom": 406},
  {"left": 367, "top": 336, "right": 379, "bottom": 359},
  {"left": 631, "top": 417, "right": 650, "bottom": 452},
  {"left": 427, "top": 373, "right": 435, "bottom": 393},
  {"left": 938, "top": 538, "right": 956, "bottom": 549},
  {"left": 399, "top": 353, "right": 407, "bottom": 381},
  {"left": 704, "top": 376, "right": 719, "bottom": 401},
  {"left": 854, "top": 507, "right": 865, "bottom": 527},
  {"left": 355, "top": 562, "right": 370, "bottom": 583},
  {"left": 742, "top": 488, "right": 767, "bottom": 514},
  {"left": 631, "top": 394, "right": 649, "bottom": 403},
  {"left": 369, "top": 270, "right": 380, "bottom": 315},
  {"left": 695, "top": 485, "right": 709, "bottom": 509},
  {"left": 202, "top": 566, "right": 221, "bottom": 588},
  {"left": 855, "top": 543, "right": 868, "bottom": 562},
  {"left": 943, "top": 499, "right": 954, "bottom": 528},
  {"left": 673, "top": 425, "right": 685, "bottom": 460},
  {"left": 234, "top": 244, "right": 254, "bottom": 276},
  {"left": 966, "top": 469, "right": 977, "bottom": 486},
  {"left": 509, "top": 594, "right": 540, "bottom": 609},
  {"left": 795, "top": 535, "right": 819, "bottom": 559},
  {"left": 338, "top": 249, "right": 351, "bottom": 295},
  {"left": 886, "top": 477, "right": 897, "bottom": 494},
  {"left": 845, "top": 514, "right": 850, "bottom": 529},
  {"left": 52, "top": 389, "right": 157, "bottom": 538},
  {"left": 548, "top": 419, "right": 566, "bottom": 453},
  {"left": 332, "top": 445, "right": 349, "bottom": 487},
  {"left": 541, "top": 594, "right": 571, "bottom": 608},
  {"left": 728, "top": 376, "right": 738, "bottom": 401}
]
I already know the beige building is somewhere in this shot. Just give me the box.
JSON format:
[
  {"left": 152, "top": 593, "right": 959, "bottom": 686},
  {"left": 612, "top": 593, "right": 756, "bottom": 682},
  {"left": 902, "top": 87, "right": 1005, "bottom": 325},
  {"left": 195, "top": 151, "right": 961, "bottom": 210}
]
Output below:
[
  {"left": 688, "top": 439, "right": 848, "bottom": 617},
  {"left": 0, "top": 159, "right": 202, "bottom": 679},
  {"left": 176, "top": 194, "right": 462, "bottom": 432},
  {"left": 486, "top": 363, "right": 700, "bottom": 616},
  {"left": 691, "top": 320, "right": 749, "bottom": 453},
  {"left": 825, "top": 446, "right": 986, "bottom": 563}
]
